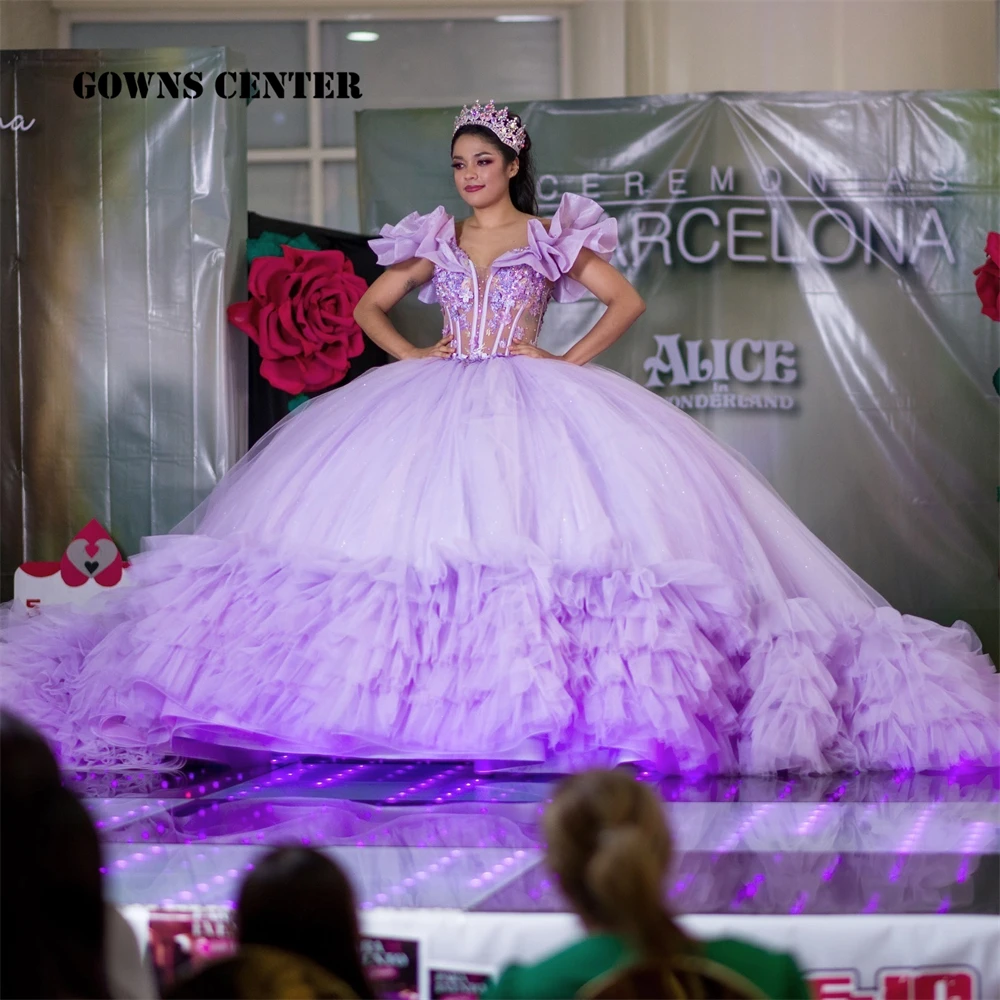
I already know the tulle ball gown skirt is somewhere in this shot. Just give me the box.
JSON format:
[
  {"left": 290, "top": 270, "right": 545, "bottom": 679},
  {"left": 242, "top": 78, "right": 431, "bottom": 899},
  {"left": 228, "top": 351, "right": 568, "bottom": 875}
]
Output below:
[{"left": 2, "top": 357, "right": 998, "bottom": 774}]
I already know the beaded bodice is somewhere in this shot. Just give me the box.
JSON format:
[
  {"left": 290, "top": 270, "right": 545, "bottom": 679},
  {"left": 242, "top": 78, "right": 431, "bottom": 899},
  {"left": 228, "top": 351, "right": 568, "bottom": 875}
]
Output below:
[
  {"left": 432, "top": 241, "right": 553, "bottom": 361},
  {"left": 368, "top": 192, "right": 619, "bottom": 362}
]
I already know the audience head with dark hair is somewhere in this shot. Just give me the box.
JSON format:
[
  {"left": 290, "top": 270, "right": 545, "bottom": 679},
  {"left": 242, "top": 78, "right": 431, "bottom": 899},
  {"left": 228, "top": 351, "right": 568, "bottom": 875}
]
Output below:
[
  {"left": 1, "top": 707, "right": 62, "bottom": 799},
  {"left": 1, "top": 710, "right": 111, "bottom": 999},
  {"left": 236, "top": 846, "right": 374, "bottom": 999},
  {"left": 166, "top": 944, "right": 359, "bottom": 1000}
]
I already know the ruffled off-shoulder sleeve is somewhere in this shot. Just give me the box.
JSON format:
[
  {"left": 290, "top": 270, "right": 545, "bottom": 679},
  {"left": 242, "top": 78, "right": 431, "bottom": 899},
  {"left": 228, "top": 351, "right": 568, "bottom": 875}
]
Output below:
[
  {"left": 512, "top": 192, "right": 619, "bottom": 303},
  {"left": 368, "top": 206, "right": 461, "bottom": 303}
]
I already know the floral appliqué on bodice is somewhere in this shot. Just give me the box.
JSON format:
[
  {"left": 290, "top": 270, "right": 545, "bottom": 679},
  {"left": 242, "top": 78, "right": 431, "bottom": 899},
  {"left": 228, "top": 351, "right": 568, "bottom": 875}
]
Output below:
[
  {"left": 433, "top": 241, "right": 552, "bottom": 360},
  {"left": 369, "top": 192, "right": 618, "bottom": 363}
]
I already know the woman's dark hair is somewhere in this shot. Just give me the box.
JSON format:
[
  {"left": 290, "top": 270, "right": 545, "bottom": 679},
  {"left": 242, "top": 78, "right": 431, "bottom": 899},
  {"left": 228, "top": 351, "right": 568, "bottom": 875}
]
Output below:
[
  {"left": 236, "top": 846, "right": 374, "bottom": 999},
  {"left": 0, "top": 708, "right": 61, "bottom": 798},
  {"left": 543, "top": 769, "right": 694, "bottom": 962},
  {"left": 166, "top": 946, "right": 357, "bottom": 1000},
  {"left": 452, "top": 119, "right": 537, "bottom": 215},
  {"left": 1, "top": 711, "right": 110, "bottom": 998}
]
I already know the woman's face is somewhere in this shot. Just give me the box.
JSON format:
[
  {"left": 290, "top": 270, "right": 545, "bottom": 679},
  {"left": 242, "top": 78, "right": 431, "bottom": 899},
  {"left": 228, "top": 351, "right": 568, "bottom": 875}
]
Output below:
[{"left": 451, "top": 132, "right": 518, "bottom": 209}]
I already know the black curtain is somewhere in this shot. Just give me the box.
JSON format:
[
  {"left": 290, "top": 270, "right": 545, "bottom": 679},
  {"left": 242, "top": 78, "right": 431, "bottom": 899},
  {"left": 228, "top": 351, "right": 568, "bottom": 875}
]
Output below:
[{"left": 245, "top": 212, "right": 389, "bottom": 446}]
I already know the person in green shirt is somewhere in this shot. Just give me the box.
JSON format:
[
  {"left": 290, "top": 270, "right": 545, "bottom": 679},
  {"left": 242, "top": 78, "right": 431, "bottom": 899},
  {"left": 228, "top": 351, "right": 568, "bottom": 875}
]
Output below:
[{"left": 484, "top": 769, "right": 811, "bottom": 1000}]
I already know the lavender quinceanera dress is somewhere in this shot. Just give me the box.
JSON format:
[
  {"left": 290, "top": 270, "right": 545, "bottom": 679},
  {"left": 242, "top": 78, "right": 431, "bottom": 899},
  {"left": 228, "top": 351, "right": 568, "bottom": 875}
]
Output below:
[{"left": 3, "top": 193, "right": 998, "bottom": 774}]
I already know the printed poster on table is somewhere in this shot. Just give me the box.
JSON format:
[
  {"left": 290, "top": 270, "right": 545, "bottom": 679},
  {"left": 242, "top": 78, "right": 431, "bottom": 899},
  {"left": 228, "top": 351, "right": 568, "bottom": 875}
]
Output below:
[
  {"left": 429, "top": 965, "right": 494, "bottom": 1000},
  {"left": 146, "top": 906, "right": 236, "bottom": 992},
  {"left": 362, "top": 935, "right": 425, "bottom": 1000}
]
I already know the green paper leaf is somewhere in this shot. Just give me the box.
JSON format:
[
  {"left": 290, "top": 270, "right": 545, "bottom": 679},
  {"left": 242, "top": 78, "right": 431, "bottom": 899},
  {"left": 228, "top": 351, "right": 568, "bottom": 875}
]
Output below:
[
  {"left": 247, "top": 230, "right": 322, "bottom": 263},
  {"left": 287, "top": 393, "right": 310, "bottom": 412}
]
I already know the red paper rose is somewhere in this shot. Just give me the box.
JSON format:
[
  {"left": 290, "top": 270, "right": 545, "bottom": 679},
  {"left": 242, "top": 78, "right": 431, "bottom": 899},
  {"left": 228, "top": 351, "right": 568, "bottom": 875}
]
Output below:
[
  {"left": 228, "top": 246, "right": 369, "bottom": 394},
  {"left": 973, "top": 232, "right": 1000, "bottom": 322}
]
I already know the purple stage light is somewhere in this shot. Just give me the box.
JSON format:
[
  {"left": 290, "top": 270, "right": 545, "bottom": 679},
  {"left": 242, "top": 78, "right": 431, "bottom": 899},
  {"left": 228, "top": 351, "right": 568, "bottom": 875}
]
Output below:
[
  {"left": 65, "top": 760, "right": 997, "bottom": 918},
  {"left": 821, "top": 855, "right": 841, "bottom": 881},
  {"left": 789, "top": 891, "right": 809, "bottom": 914}
]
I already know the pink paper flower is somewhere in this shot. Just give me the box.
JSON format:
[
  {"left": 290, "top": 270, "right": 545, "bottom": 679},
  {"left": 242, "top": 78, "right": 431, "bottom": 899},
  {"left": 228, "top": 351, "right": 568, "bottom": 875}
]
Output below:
[
  {"left": 228, "top": 246, "right": 369, "bottom": 394},
  {"left": 973, "top": 232, "right": 1000, "bottom": 322}
]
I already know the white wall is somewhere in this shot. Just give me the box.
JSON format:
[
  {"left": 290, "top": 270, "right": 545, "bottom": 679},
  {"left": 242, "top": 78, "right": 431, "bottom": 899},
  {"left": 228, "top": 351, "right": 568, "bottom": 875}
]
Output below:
[
  {"left": 621, "top": 0, "right": 998, "bottom": 95},
  {"left": 15, "top": 0, "right": 998, "bottom": 96},
  {"left": 568, "top": 0, "right": 627, "bottom": 97},
  {"left": 0, "top": 0, "right": 58, "bottom": 47}
]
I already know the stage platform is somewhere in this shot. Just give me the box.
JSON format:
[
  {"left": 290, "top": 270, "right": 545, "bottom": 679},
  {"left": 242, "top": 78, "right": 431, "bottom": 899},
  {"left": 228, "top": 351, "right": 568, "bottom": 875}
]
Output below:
[{"left": 72, "top": 759, "right": 1000, "bottom": 998}]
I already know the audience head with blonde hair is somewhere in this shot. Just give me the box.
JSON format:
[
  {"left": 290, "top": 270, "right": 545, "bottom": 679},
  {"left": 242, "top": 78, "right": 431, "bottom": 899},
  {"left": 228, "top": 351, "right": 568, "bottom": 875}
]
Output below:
[{"left": 543, "top": 768, "right": 689, "bottom": 960}]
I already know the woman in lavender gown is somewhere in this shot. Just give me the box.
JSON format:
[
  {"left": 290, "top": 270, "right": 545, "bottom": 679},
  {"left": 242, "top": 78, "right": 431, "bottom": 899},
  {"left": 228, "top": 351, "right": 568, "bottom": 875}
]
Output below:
[{"left": 2, "top": 102, "right": 997, "bottom": 775}]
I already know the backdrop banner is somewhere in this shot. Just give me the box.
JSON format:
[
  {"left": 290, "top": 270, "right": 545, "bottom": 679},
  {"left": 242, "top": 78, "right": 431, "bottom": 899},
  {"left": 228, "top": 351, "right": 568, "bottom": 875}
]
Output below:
[
  {"left": 357, "top": 93, "right": 1000, "bottom": 660},
  {"left": 0, "top": 48, "right": 247, "bottom": 600}
]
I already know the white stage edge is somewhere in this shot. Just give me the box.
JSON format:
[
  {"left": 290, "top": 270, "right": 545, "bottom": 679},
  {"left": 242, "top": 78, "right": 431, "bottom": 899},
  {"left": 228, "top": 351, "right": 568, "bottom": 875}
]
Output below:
[{"left": 122, "top": 905, "right": 1000, "bottom": 999}]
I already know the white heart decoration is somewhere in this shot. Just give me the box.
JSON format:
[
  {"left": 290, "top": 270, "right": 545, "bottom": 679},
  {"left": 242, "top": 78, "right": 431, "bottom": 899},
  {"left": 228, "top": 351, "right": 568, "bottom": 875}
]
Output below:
[{"left": 65, "top": 538, "right": 119, "bottom": 577}]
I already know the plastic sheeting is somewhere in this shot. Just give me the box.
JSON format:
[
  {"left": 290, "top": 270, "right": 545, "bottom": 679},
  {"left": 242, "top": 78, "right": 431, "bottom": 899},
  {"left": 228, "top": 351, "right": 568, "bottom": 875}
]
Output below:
[
  {"left": 0, "top": 48, "right": 247, "bottom": 599},
  {"left": 357, "top": 93, "right": 1000, "bottom": 660}
]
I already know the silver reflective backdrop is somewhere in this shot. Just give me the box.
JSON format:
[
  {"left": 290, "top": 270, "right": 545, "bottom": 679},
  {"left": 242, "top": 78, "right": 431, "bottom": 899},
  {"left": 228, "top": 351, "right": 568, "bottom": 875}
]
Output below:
[
  {"left": 0, "top": 48, "right": 247, "bottom": 598},
  {"left": 358, "top": 95, "right": 1000, "bottom": 661}
]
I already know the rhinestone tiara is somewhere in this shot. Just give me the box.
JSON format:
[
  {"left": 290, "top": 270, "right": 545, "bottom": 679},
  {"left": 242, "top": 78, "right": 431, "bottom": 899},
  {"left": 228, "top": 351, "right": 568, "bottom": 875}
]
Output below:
[{"left": 453, "top": 100, "right": 527, "bottom": 154}]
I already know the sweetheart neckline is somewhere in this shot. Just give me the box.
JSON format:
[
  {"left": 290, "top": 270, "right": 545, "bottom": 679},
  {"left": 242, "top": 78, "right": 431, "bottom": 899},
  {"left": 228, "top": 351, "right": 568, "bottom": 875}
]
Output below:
[{"left": 450, "top": 238, "right": 531, "bottom": 273}]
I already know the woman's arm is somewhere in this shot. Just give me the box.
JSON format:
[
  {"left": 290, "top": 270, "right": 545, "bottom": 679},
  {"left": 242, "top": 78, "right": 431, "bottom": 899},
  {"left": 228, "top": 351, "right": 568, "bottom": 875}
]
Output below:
[
  {"left": 510, "top": 248, "right": 646, "bottom": 366},
  {"left": 562, "top": 249, "right": 646, "bottom": 365},
  {"left": 353, "top": 257, "right": 455, "bottom": 361}
]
